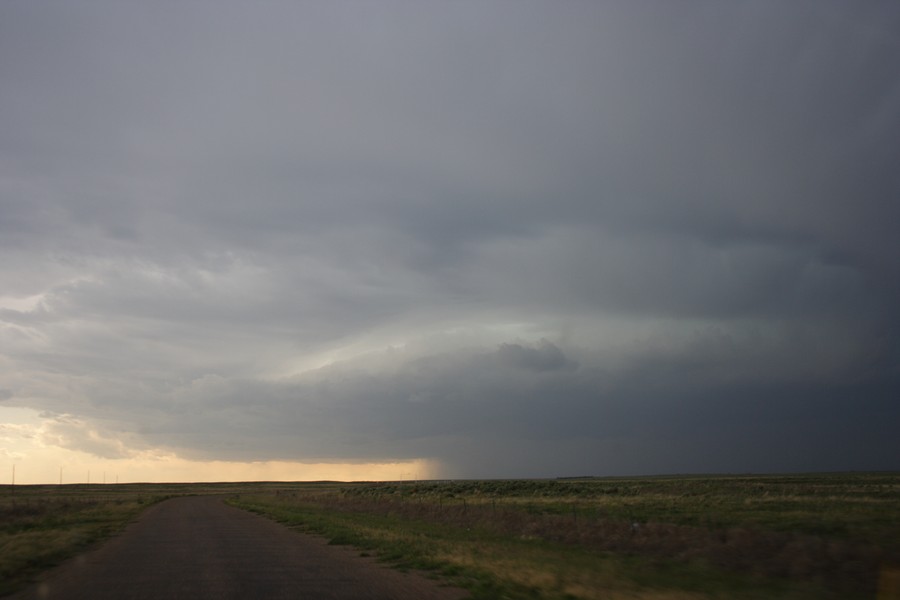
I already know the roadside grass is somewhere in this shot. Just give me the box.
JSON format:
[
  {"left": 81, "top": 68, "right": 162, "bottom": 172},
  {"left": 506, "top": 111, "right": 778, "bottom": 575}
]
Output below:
[
  {"left": 0, "top": 481, "right": 340, "bottom": 597},
  {"left": 227, "top": 496, "right": 828, "bottom": 599},
  {"left": 3, "top": 475, "right": 897, "bottom": 599},
  {"left": 0, "top": 484, "right": 176, "bottom": 596},
  {"left": 229, "top": 473, "right": 900, "bottom": 600}
]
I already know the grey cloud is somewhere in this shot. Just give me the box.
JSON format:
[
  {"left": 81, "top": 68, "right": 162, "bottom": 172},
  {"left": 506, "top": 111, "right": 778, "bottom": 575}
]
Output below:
[
  {"left": 72, "top": 333, "right": 897, "bottom": 476},
  {"left": 496, "top": 341, "right": 577, "bottom": 373},
  {"left": 39, "top": 413, "right": 138, "bottom": 460},
  {"left": 1, "top": 1, "right": 898, "bottom": 477}
]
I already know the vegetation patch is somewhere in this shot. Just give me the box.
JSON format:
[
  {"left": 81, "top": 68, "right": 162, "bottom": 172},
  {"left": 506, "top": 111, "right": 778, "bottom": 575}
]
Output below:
[
  {"left": 229, "top": 473, "right": 900, "bottom": 600},
  {"left": 0, "top": 480, "right": 333, "bottom": 596},
  {"left": 4, "top": 475, "right": 898, "bottom": 599},
  {"left": 0, "top": 484, "right": 176, "bottom": 596}
]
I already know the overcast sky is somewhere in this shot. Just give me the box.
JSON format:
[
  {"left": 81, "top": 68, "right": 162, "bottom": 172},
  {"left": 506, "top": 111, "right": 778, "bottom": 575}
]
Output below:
[{"left": 2, "top": 1, "right": 899, "bottom": 482}]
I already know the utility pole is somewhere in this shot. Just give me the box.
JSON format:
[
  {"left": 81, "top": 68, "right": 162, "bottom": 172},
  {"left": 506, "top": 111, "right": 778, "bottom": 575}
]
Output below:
[{"left": 60, "top": 467, "right": 63, "bottom": 485}]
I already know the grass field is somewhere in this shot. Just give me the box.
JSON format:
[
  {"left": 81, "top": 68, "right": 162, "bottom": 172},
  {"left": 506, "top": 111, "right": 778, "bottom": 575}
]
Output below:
[
  {"left": 1, "top": 484, "right": 155, "bottom": 596},
  {"left": 229, "top": 474, "right": 900, "bottom": 600},
  {"left": 2, "top": 474, "right": 899, "bottom": 599},
  {"left": 0, "top": 481, "right": 280, "bottom": 596}
]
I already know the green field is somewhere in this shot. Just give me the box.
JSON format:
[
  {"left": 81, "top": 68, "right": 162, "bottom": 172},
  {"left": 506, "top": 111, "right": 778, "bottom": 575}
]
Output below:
[
  {"left": 2, "top": 474, "right": 899, "bottom": 599},
  {"left": 230, "top": 474, "right": 900, "bottom": 600}
]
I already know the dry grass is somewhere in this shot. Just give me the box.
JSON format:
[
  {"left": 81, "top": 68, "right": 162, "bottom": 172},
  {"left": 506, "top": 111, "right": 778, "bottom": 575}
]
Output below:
[
  {"left": 302, "top": 490, "right": 887, "bottom": 594},
  {"left": 0, "top": 481, "right": 348, "bottom": 596},
  {"left": 0, "top": 486, "right": 170, "bottom": 595},
  {"left": 879, "top": 567, "right": 900, "bottom": 600},
  {"left": 4, "top": 476, "right": 898, "bottom": 600},
  {"left": 232, "top": 474, "right": 900, "bottom": 599},
  {"left": 233, "top": 493, "right": 833, "bottom": 599}
]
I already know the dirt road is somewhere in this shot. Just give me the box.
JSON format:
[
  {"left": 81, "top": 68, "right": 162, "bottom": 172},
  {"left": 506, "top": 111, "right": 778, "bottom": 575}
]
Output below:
[{"left": 8, "top": 495, "right": 469, "bottom": 600}]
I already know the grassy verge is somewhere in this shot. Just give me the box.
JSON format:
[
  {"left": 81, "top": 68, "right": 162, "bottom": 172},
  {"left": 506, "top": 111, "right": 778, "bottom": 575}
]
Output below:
[
  {"left": 229, "top": 485, "right": 877, "bottom": 600},
  {"left": 0, "top": 481, "right": 337, "bottom": 596},
  {"left": 226, "top": 474, "right": 900, "bottom": 599},
  {"left": 0, "top": 485, "right": 173, "bottom": 596}
]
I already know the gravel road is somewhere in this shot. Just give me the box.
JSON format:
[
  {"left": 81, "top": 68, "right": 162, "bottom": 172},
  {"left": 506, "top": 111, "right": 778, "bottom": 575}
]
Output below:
[{"left": 8, "top": 495, "right": 469, "bottom": 600}]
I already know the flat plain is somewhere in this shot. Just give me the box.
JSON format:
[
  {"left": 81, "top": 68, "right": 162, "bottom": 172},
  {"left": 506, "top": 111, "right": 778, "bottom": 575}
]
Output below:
[{"left": 2, "top": 473, "right": 899, "bottom": 599}]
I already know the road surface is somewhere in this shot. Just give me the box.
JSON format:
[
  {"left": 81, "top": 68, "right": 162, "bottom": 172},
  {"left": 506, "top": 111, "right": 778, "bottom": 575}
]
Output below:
[{"left": 8, "top": 495, "right": 469, "bottom": 600}]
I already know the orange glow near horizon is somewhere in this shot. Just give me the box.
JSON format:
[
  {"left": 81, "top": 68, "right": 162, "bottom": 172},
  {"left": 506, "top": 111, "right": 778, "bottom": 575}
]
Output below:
[
  {"left": 4, "top": 453, "right": 440, "bottom": 485},
  {"left": 0, "top": 407, "right": 440, "bottom": 485}
]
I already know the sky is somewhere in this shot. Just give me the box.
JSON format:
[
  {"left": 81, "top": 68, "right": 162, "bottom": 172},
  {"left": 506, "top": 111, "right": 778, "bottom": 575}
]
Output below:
[{"left": 1, "top": 1, "right": 899, "bottom": 484}]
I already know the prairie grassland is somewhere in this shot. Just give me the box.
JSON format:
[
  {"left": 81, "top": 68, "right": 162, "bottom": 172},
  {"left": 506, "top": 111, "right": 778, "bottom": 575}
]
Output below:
[
  {"left": 0, "top": 481, "right": 342, "bottom": 596},
  {"left": 229, "top": 473, "right": 900, "bottom": 600},
  {"left": 3, "top": 476, "right": 898, "bottom": 599},
  {"left": 0, "top": 483, "right": 188, "bottom": 595}
]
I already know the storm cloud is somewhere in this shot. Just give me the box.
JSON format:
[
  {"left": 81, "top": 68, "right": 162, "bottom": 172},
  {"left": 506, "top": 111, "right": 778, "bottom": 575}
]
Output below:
[{"left": 1, "top": 1, "right": 898, "bottom": 479}]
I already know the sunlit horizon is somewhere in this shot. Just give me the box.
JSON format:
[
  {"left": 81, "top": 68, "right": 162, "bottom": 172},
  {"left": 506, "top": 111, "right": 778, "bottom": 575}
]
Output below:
[
  {"left": 1, "top": 406, "right": 440, "bottom": 485},
  {"left": 5, "top": 455, "right": 441, "bottom": 486}
]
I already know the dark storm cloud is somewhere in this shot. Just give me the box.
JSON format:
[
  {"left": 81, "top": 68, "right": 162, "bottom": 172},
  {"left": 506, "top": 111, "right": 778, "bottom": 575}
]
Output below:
[
  {"left": 1, "top": 1, "right": 898, "bottom": 476},
  {"left": 496, "top": 341, "right": 577, "bottom": 373},
  {"left": 102, "top": 337, "right": 898, "bottom": 477}
]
